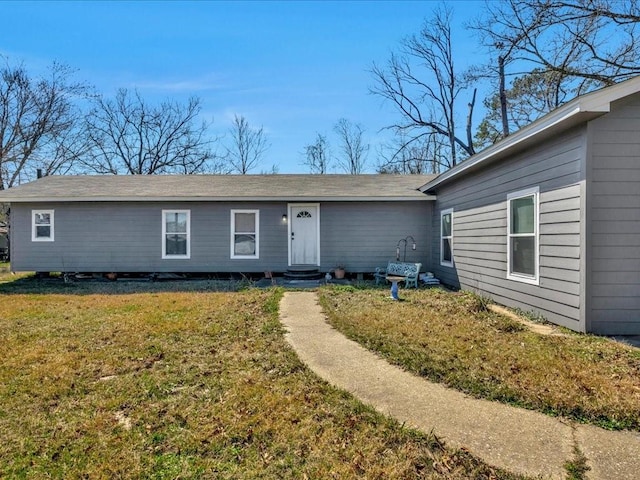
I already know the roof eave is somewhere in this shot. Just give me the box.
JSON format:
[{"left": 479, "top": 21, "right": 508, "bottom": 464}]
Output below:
[
  {"left": 420, "top": 77, "right": 640, "bottom": 193},
  {"left": 420, "top": 108, "right": 603, "bottom": 193},
  {"left": 0, "top": 195, "right": 436, "bottom": 203}
]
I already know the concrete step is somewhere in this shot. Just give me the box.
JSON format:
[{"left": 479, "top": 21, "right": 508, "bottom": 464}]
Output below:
[{"left": 284, "top": 267, "right": 323, "bottom": 280}]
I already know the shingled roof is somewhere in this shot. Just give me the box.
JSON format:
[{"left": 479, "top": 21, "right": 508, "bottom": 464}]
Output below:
[{"left": 0, "top": 174, "right": 436, "bottom": 202}]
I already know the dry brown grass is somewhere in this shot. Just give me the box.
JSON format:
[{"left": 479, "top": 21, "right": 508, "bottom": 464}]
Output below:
[
  {"left": 0, "top": 279, "right": 524, "bottom": 479},
  {"left": 0, "top": 262, "right": 30, "bottom": 283},
  {"left": 319, "top": 286, "right": 640, "bottom": 431}
]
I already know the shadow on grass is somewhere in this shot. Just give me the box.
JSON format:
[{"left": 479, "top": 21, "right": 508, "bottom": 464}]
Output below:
[
  {"left": 0, "top": 275, "right": 256, "bottom": 295},
  {"left": 0, "top": 275, "right": 404, "bottom": 297}
]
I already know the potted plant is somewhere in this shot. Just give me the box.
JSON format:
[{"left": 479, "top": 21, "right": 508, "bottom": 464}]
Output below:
[{"left": 333, "top": 263, "right": 346, "bottom": 279}]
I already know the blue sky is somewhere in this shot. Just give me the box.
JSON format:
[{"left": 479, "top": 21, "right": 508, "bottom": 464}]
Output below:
[{"left": 1, "top": 1, "right": 482, "bottom": 173}]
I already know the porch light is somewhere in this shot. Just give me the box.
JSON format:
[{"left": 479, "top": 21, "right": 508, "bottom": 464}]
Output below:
[{"left": 282, "top": 214, "right": 288, "bottom": 223}]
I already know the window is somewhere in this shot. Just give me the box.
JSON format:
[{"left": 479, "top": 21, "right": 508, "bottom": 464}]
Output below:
[
  {"left": 440, "top": 208, "right": 453, "bottom": 267},
  {"left": 32, "top": 210, "right": 54, "bottom": 241},
  {"left": 231, "top": 210, "right": 259, "bottom": 259},
  {"left": 507, "top": 187, "right": 539, "bottom": 284},
  {"left": 162, "top": 210, "right": 190, "bottom": 259}
]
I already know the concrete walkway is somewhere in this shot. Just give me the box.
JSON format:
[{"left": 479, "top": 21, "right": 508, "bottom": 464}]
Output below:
[{"left": 279, "top": 292, "right": 640, "bottom": 480}]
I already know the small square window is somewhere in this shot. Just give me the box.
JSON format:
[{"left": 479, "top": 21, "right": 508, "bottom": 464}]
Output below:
[{"left": 32, "top": 210, "right": 54, "bottom": 242}]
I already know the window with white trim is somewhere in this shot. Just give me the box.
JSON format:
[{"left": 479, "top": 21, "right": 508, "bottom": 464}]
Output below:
[
  {"left": 231, "top": 210, "right": 259, "bottom": 259},
  {"left": 162, "top": 210, "right": 190, "bottom": 259},
  {"left": 507, "top": 187, "right": 539, "bottom": 284},
  {"left": 32, "top": 210, "right": 54, "bottom": 242},
  {"left": 440, "top": 208, "right": 453, "bottom": 267}
]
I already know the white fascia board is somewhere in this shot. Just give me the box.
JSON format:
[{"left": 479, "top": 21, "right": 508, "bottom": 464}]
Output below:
[
  {"left": 1, "top": 195, "right": 437, "bottom": 203},
  {"left": 420, "top": 104, "right": 589, "bottom": 192},
  {"left": 579, "top": 76, "right": 640, "bottom": 111},
  {"left": 420, "top": 77, "right": 640, "bottom": 193}
]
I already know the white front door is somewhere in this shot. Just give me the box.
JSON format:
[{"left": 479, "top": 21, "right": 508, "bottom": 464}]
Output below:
[{"left": 289, "top": 204, "right": 320, "bottom": 266}]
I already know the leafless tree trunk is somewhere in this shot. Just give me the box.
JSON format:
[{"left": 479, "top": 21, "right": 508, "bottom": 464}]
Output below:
[
  {"left": 225, "top": 115, "right": 270, "bottom": 174},
  {"left": 371, "top": 5, "right": 475, "bottom": 170},
  {"left": 333, "top": 118, "right": 369, "bottom": 174},
  {"left": 466, "top": 87, "right": 478, "bottom": 150},
  {"left": 82, "top": 89, "right": 220, "bottom": 175},
  {"left": 497, "top": 57, "right": 509, "bottom": 138},
  {"left": 0, "top": 60, "right": 88, "bottom": 188},
  {"left": 302, "top": 134, "right": 331, "bottom": 174}
]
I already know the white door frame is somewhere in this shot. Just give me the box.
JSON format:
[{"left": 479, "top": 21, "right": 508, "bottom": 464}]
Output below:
[{"left": 288, "top": 203, "right": 320, "bottom": 266}]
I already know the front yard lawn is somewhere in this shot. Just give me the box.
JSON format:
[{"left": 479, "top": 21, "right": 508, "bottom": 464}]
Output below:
[
  {"left": 0, "top": 279, "right": 523, "bottom": 479},
  {"left": 319, "top": 286, "right": 640, "bottom": 431},
  {"left": 0, "top": 262, "right": 30, "bottom": 283}
]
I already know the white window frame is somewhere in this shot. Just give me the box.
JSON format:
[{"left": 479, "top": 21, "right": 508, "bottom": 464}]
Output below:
[
  {"left": 440, "top": 208, "right": 454, "bottom": 267},
  {"left": 32, "top": 209, "right": 55, "bottom": 242},
  {"left": 230, "top": 209, "right": 259, "bottom": 259},
  {"left": 162, "top": 209, "right": 190, "bottom": 259},
  {"left": 506, "top": 187, "right": 539, "bottom": 285}
]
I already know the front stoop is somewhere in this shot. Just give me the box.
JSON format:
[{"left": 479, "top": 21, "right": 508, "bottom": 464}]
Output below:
[{"left": 284, "top": 267, "right": 323, "bottom": 280}]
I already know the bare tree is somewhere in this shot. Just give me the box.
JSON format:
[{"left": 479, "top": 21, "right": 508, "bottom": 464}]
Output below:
[
  {"left": 376, "top": 132, "right": 448, "bottom": 174},
  {"left": 333, "top": 118, "right": 369, "bottom": 174},
  {"left": 0, "top": 60, "right": 88, "bottom": 189},
  {"left": 225, "top": 114, "right": 270, "bottom": 174},
  {"left": 302, "top": 133, "right": 331, "bottom": 174},
  {"left": 371, "top": 5, "right": 476, "bottom": 170},
  {"left": 82, "top": 88, "right": 220, "bottom": 175},
  {"left": 471, "top": 0, "right": 640, "bottom": 141},
  {"left": 260, "top": 164, "right": 280, "bottom": 175}
]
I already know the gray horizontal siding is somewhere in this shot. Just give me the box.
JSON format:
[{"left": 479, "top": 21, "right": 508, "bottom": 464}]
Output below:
[
  {"left": 9, "top": 201, "right": 430, "bottom": 274},
  {"left": 11, "top": 202, "right": 288, "bottom": 273},
  {"left": 435, "top": 129, "right": 585, "bottom": 211},
  {"left": 587, "top": 92, "right": 640, "bottom": 334},
  {"left": 320, "top": 202, "right": 430, "bottom": 272},
  {"left": 430, "top": 126, "right": 585, "bottom": 331}
]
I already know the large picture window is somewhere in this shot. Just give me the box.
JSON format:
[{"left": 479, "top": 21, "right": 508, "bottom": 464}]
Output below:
[
  {"left": 32, "top": 210, "right": 54, "bottom": 242},
  {"left": 231, "top": 210, "right": 259, "bottom": 259},
  {"left": 162, "top": 210, "right": 190, "bottom": 259},
  {"left": 440, "top": 208, "right": 453, "bottom": 267},
  {"left": 507, "top": 188, "right": 539, "bottom": 284}
]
